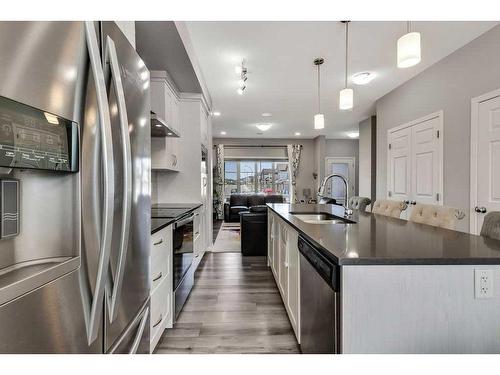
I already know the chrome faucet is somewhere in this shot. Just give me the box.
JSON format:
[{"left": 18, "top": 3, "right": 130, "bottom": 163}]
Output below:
[{"left": 318, "top": 173, "right": 353, "bottom": 216}]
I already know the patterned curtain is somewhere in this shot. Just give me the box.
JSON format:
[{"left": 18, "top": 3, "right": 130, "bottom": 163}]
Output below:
[
  {"left": 287, "top": 144, "right": 302, "bottom": 203},
  {"left": 213, "top": 144, "right": 225, "bottom": 219}
]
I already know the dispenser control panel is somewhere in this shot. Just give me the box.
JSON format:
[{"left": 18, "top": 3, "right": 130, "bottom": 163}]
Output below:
[{"left": 0, "top": 96, "right": 78, "bottom": 172}]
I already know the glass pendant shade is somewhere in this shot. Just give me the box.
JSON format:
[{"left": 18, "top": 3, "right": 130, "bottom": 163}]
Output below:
[
  {"left": 339, "top": 88, "right": 353, "bottom": 110},
  {"left": 397, "top": 32, "right": 421, "bottom": 68},
  {"left": 314, "top": 114, "right": 325, "bottom": 129}
]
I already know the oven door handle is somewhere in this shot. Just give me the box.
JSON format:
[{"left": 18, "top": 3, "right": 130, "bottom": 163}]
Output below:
[{"left": 175, "top": 214, "right": 195, "bottom": 228}]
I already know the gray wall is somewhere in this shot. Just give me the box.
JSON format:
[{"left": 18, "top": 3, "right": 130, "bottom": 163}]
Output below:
[
  {"left": 359, "top": 116, "right": 376, "bottom": 201},
  {"left": 213, "top": 138, "right": 316, "bottom": 202},
  {"left": 325, "top": 139, "right": 360, "bottom": 195},
  {"left": 376, "top": 24, "right": 500, "bottom": 232}
]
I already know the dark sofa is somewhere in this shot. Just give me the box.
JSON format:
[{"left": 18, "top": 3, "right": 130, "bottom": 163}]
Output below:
[{"left": 224, "top": 193, "right": 284, "bottom": 222}]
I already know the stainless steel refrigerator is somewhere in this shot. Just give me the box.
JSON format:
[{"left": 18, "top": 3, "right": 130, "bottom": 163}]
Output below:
[{"left": 0, "top": 21, "right": 151, "bottom": 353}]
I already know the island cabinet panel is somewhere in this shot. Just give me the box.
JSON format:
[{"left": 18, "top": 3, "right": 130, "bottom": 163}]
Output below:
[
  {"left": 278, "top": 220, "right": 288, "bottom": 298},
  {"left": 267, "top": 210, "right": 301, "bottom": 342},
  {"left": 341, "top": 265, "right": 500, "bottom": 354},
  {"left": 286, "top": 228, "right": 300, "bottom": 341}
]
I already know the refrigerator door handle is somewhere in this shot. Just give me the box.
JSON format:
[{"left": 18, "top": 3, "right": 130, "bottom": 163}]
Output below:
[
  {"left": 129, "top": 306, "right": 149, "bottom": 354},
  {"left": 103, "top": 36, "right": 133, "bottom": 323},
  {"left": 84, "top": 21, "right": 115, "bottom": 345}
]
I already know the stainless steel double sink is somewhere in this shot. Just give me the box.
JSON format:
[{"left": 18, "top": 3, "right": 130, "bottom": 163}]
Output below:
[{"left": 290, "top": 212, "right": 355, "bottom": 225}]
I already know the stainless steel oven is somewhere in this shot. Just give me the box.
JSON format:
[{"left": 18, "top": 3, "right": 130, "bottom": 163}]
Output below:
[{"left": 173, "top": 213, "right": 195, "bottom": 319}]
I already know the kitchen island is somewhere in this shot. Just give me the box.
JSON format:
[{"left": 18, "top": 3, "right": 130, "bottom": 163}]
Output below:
[{"left": 267, "top": 203, "right": 500, "bottom": 354}]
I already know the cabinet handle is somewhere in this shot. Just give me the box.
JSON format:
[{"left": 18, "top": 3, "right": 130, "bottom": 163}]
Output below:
[
  {"left": 153, "top": 272, "right": 163, "bottom": 282},
  {"left": 153, "top": 314, "right": 163, "bottom": 328}
]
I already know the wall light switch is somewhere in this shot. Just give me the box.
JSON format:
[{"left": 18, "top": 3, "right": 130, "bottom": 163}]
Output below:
[{"left": 475, "top": 269, "right": 493, "bottom": 299}]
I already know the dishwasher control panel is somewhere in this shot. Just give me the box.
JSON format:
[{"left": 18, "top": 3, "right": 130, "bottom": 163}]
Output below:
[{"left": 298, "top": 235, "right": 339, "bottom": 291}]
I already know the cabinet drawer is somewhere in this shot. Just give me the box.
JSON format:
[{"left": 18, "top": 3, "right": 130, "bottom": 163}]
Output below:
[
  {"left": 151, "top": 225, "right": 172, "bottom": 292},
  {"left": 150, "top": 276, "right": 170, "bottom": 351}
]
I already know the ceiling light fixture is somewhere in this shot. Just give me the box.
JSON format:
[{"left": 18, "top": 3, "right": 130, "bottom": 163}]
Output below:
[
  {"left": 352, "top": 72, "right": 375, "bottom": 85},
  {"left": 347, "top": 131, "right": 359, "bottom": 138},
  {"left": 397, "top": 21, "right": 421, "bottom": 68},
  {"left": 339, "top": 21, "right": 354, "bottom": 110},
  {"left": 313, "top": 57, "right": 325, "bottom": 130},
  {"left": 220, "top": 131, "right": 227, "bottom": 135},
  {"left": 256, "top": 123, "right": 272, "bottom": 132},
  {"left": 295, "top": 132, "right": 301, "bottom": 136},
  {"left": 212, "top": 111, "right": 221, "bottom": 116},
  {"left": 235, "top": 60, "right": 248, "bottom": 95},
  {"left": 261, "top": 113, "right": 272, "bottom": 117}
]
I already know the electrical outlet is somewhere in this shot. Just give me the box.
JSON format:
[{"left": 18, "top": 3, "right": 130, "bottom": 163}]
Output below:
[{"left": 475, "top": 269, "right": 493, "bottom": 299}]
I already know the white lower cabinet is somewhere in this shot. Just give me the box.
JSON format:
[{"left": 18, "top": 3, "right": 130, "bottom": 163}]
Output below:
[
  {"left": 149, "top": 224, "right": 173, "bottom": 353},
  {"left": 192, "top": 208, "right": 205, "bottom": 271},
  {"left": 267, "top": 210, "right": 300, "bottom": 343}
]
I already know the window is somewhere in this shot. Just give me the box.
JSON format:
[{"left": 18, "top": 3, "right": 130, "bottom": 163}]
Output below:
[{"left": 224, "top": 160, "right": 290, "bottom": 200}]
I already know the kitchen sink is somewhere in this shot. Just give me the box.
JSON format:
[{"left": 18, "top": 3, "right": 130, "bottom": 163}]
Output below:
[{"left": 290, "top": 212, "right": 355, "bottom": 224}]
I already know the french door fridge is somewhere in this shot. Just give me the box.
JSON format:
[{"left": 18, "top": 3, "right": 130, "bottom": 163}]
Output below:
[{"left": 0, "top": 21, "right": 151, "bottom": 353}]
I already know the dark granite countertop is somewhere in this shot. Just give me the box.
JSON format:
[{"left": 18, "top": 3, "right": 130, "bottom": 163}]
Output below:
[
  {"left": 151, "top": 218, "right": 176, "bottom": 235},
  {"left": 152, "top": 203, "right": 202, "bottom": 210},
  {"left": 268, "top": 203, "right": 500, "bottom": 266},
  {"left": 151, "top": 203, "right": 203, "bottom": 234}
]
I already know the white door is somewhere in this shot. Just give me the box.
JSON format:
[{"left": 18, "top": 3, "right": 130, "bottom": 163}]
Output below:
[
  {"left": 387, "top": 112, "right": 443, "bottom": 219},
  {"left": 471, "top": 92, "right": 500, "bottom": 234},
  {"left": 411, "top": 117, "right": 441, "bottom": 205},
  {"left": 325, "top": 157, "right": 355, "bottom": 206},
  {"left": 388, "top": 127, "right": 411, "bottom": 205}
]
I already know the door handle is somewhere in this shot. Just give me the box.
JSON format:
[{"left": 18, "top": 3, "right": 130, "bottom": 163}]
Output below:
[
  {"left": 153, "top": 272, "right": 163, "bottom": 282},
  {"left": 103, "top": 36, "right": 133, "bottom": 324},
  {"left": 475, "top": 206, "right": 487, "bottom": 214},
  {"left": 84, "top": 21, "right": 115, "bottom": 345},
  {"left": 154, "top": 238, "right": 163, "bottom": 246},
  {"left": 153, "top": 314, "right": 163, "bottom": 328}
]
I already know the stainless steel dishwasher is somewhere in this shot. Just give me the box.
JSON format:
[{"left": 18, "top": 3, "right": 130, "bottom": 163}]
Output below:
[{"left": 298, "top": 235, "right": 340, "bottom": 354}]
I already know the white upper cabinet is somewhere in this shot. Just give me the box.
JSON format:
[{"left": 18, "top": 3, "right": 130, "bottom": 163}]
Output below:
[
  {"left": 151, "top": 71, "right": 181, "bottom": 172},
  {"left": 200, "top": 108, "right": 209, "bottom": 147}
]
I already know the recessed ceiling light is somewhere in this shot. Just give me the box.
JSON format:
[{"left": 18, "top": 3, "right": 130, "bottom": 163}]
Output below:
[
  {"left": 220, "top": 131, "right": 227, "bottom": 135},
  {"left": 295, "top": 132, "right": 301, "bottom": 136},
  {"left": 237, "top": 88, "right": 244, "bottom": 95},
  {"left": 352, "top": 72, "right": 375, "bottom": 85},
  {"left": 347, "top": 131, "right": 359, "bottom": 138},
  {"left": 234, "top": 66, "right": 243, "bottom": 75},
  {"left": 261, "top": 113, "right": 272, "bottom": 117},
  {"left": 212, "top": 111, "right": 221, "bottom": 116},
  {"left": 256, "top": 123, "right": 272, "bottom": 132}
]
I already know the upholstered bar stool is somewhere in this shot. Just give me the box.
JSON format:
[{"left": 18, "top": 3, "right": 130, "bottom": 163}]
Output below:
[
  {"left": 371, "top": 199, "right": 408, "bottom": 218},
  {"left": 480, "top": 212, "right": 500, "bottom": 240},
  {"left": 408, "top": 203, "right": 465, "bottom": 230},
  {"left": 348, "top": 196, "right": 371, "bottom": 212}
]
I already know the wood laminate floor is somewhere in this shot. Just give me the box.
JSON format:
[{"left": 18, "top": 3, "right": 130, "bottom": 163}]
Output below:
[{"left": 154, "top": 253, "right": 300, "bottom": 354}]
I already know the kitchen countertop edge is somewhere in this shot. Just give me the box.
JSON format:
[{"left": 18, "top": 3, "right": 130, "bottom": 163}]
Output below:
[{"left": 267, "top": 203, "right": 500, "bottom": 266}]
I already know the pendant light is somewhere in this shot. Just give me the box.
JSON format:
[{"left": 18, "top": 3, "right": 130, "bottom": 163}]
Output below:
[
  {"left": 313, "top": 57, "right": 325, "bottom": 130},
  {"left": 397, "top": 21, "right": 421, "bottom": 68},
  {"left": 339, "top": 21, "right": 353, "bottom": 110}
]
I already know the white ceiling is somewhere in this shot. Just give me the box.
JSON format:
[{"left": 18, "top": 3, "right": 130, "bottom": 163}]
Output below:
[{"left": 185, "top": 21, "right": 498, "bottom": 139}]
